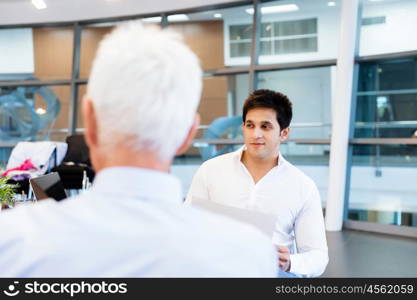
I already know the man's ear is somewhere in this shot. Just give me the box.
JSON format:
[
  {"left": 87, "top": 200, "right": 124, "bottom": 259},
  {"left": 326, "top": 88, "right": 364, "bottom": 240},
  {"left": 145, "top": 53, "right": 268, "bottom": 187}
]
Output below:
[
  {"left": 280, "top": 127, "right": 290, "bottom": 142},
  {"left": 82, "top": 96, "right": 98, "bottom": 149},
  {"left": 176, "top": 114, "right": 200, "bottom": 155}
]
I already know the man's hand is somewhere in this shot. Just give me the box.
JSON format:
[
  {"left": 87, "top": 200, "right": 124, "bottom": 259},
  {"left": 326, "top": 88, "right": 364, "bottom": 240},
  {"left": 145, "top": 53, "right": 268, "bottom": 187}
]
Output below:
[{"left": 276, "top": 245, "right": 291, "bottom": 272}]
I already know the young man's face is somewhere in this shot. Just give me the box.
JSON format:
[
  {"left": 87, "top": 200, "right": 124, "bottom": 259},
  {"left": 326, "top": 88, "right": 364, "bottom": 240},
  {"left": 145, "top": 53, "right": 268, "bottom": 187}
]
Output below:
[{"left": 242, "top": 108, "right": 289, "bottom": 161}]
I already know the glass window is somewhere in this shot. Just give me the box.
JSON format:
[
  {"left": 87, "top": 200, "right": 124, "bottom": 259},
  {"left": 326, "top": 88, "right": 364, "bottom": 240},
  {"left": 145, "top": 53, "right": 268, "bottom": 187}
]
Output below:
[
  {"left": 229, "top": 24, "right": 253, "bottom": 58},
  {"left": 274, "top": 36, "right": 317, "bottom": 55},
  {"left": 230, "top": 41, "right": 252, "bottom": 58},
  {"left": 355, "top": 58, "right": 417, "bottom": 138},
  {"left": 229, "top": 16, "right": 319, "bottom": 58},
  {"left": 0, "top": 84, "right": 71, "bottom": 164},
  {"left": 274, "top": 18, "right": 317, "bottom": 36},
  {"left": 281, "top": 142, "right": 330, "bottom": 205},
  {"left": 172, "top": 73, "right": 248, "bottom": 196},
  {"left": 174, "top": 73, "right": 248, "bottom": 156},
  {"left": 358, "top": 59, "right": 417, "bottom": 92},
  {"left": 198, "top": 74, "right": 248, "bottom": 138},
  {"left": 230, "top": 24, "right": 253, "bottom": 40},
  {"left": 347, "top": 145, "right": 417, "bottom": 227},
  {"left": 359, "top": 0, "right": 417, "bottom": 56},
  {"left": 0, "top": 28, "right": 34, "bottom": 76},
  {"left": 256, "top": 66, "right": 334, "bottom": 139},
  {"left": 36, "top": 85, "right": 71, "bottom": 142}
]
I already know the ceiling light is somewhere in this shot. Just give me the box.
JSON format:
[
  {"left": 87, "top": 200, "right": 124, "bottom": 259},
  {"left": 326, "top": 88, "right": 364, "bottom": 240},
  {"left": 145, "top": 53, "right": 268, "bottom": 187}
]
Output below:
[
  {"left": 142, "top": 17, "right": 162, "bottom": 23},
  {"left": 32, "top": 0, "right": 47, "bottom": 10},
  {"left": 167, "top": 14, "right": 189, "bottom": 22},
  {"left": 36, "top": 108, "right": 46, "bottom": 115},
  {"left": 328, "top": 1, "right": 336, "bottom": 6},
  {"left": 214, "top": 13, "right": 222, "bottom": 19},
  {"left": 142, "top": 14, "right": 189, "bottom": 23},
  {"left": 369, "top": 0, "right": 384, "bottom": 2},
  {"left": 246, "top": 4, "right": 299, "bottom": 15}
]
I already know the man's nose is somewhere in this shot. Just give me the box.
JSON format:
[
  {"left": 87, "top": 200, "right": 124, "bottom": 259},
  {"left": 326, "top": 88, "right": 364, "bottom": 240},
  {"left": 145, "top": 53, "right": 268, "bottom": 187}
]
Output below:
[{"left": 253, "top": 127, "right": 263, "bottom": 138}]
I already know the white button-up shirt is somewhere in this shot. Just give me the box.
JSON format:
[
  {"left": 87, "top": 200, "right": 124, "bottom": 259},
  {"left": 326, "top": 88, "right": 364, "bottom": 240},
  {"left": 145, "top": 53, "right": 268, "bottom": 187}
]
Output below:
[
  {"left": 186, "top": 148, "right": 328, "bottom": 277},
  {"left": 0, "top": 167, "right": 277, "bottom": 277}
]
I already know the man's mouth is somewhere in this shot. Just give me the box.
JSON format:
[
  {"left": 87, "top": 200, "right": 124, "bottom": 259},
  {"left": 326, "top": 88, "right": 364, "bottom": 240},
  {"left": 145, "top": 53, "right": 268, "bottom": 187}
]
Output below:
[{"left": 250, "top": 142, "right": 265, "bottom": 147}]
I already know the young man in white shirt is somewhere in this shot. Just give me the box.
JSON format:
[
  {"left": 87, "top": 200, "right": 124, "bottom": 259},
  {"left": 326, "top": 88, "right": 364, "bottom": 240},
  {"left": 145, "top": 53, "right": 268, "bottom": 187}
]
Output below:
[
  {"left": 0, "top": 23, "right": 277, "bottom": 277},
  {"left": 187, "top": 89, "right": 329, "bottom": 277}
]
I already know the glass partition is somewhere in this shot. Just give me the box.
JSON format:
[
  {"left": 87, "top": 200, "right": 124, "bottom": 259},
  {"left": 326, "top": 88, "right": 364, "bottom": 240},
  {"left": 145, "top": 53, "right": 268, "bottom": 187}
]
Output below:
[
  {"left": 348, "top": 144, "right": 417, "bottom": 227},
  {"left": 0, "top": 84, "right": 71, "bottom": 164},
  {"left": 177, "top": 73, "right": 249, "bottom": 162},
  {"left": 257, "top": 66, "right": 334, "bottom": 139},
  {"left": 281, "top": 142, "right": 330, "bottom": 205}
]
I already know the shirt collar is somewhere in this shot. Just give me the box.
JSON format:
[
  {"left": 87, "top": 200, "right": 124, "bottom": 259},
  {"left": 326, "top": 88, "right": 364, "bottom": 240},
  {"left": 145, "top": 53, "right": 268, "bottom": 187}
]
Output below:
[
  {"left": 235, "top": 145, "right": 287, "bottom": 167},
  {"left": 91, "top": 167, "right": 183, "bottom": 205}
]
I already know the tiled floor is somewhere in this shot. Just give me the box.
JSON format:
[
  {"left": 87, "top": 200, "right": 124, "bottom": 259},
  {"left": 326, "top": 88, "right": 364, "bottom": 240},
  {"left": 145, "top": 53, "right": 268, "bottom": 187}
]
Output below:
[{"left": 322, "top": 230, "right": 417, "bottom": 277}]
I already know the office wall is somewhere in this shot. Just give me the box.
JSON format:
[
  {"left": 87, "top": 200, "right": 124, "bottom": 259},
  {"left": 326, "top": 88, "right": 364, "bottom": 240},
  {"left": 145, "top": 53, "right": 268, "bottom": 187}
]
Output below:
[
  {"left": 33, "top": 27, "right": 73, "bottom": 79},
  {"left": 32, "top": 27, "right": 73, "bottom": 141},
  {"left": 360, "top": 0, "right": 417, "bottom": 56},
  {"left": 170, "top": 21, "right": 224, "bottom": 70},
  {"left": 170, "top": 21, "right": 227, "bottom": 126},
  {"left": 30, "top": 22, "right": 228, "bottom": 138},
  {"left": 80, "top": 26, "right": 113, "bottom": 78}
]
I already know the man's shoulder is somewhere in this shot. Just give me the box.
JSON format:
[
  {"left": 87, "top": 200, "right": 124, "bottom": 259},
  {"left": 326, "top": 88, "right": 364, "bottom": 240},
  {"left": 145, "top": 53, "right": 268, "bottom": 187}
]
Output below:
[
  {"left": 200, "top": 150, "right": 239, "bottom": 170},
  {"left": 0, "top": 195, "right": 84, "bottom": 234},
  {"left": 282, "top": 159, "right": 317, "bottom": 189},
  {"left": 0, "top": 198, "right": 62, "bottom": 245}
]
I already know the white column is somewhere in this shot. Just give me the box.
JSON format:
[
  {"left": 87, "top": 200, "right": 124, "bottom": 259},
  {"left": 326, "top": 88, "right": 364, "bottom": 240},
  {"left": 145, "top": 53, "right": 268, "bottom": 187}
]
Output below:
[{"left": 325, "top": 0, "right": 360, "bottom": 231}]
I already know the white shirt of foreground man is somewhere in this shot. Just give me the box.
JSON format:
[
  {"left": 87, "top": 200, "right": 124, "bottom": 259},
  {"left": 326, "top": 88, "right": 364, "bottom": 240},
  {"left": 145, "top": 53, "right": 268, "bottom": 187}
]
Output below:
[
  {"left": 0, "top": 168, "right": 276, "bottom": 277},
  {"left": 187, "top": 90, "right": 328, "bottom": 277},
  {"left": 0, "top": 22, "right": 277, "bottom": 277}
]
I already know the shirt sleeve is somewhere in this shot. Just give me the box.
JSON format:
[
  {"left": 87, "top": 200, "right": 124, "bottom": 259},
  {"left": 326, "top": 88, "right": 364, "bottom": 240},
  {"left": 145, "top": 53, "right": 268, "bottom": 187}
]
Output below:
[
  {"left": 289, "top": 183, "right": 329, "bottom": 277},
  {"left": 185, "top": 163, "right": 210, "bottom": 205}
]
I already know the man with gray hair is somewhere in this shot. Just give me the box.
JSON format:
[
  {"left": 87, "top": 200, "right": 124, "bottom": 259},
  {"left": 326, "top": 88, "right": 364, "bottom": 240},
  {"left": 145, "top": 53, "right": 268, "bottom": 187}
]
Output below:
[{"left": 0, "top": 22, "right": 277, "bottom": 277}]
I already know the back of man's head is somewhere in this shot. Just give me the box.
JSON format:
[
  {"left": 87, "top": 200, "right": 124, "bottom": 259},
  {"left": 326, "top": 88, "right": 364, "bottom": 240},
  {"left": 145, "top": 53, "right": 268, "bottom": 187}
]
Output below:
[{"left": 87, "top": 21, "right": 202, "bottom": 161}]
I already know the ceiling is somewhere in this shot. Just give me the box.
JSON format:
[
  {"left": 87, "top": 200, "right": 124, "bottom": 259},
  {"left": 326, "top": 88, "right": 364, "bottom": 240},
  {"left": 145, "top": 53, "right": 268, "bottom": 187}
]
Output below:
[
  {"left": 0, "top": 0, "right": 406, "bottom": 26},
  {"left": 0, "top": 0, "right": 244, "bottom": 26}
]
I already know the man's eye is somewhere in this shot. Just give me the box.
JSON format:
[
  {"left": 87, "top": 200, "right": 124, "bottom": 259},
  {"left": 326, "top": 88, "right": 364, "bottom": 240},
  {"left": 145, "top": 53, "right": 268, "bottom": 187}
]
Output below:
[{"left": 246, "top": 123, "right": 253, "bottom": 128}]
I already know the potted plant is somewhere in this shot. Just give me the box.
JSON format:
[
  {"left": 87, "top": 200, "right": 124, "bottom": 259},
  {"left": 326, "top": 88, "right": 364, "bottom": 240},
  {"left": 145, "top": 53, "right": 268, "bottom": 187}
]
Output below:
[{"left": 0, "top": 177, "right": 19, "bottom": 208}]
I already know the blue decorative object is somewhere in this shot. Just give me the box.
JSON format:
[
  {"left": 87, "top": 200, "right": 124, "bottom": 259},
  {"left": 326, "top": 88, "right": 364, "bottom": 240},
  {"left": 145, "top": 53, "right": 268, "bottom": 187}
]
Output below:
[
  {"left": 200, "top": 116, "right": 243, "bottom": 161},
  {"left": 0, "top": 86, "right": 60, "bottom": 141}
]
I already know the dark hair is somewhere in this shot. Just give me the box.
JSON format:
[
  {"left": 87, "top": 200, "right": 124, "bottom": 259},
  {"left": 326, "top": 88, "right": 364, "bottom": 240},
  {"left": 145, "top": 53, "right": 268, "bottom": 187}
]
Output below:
[{"left": 242, "top": 89, "right": 293, "bottom": 130}]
